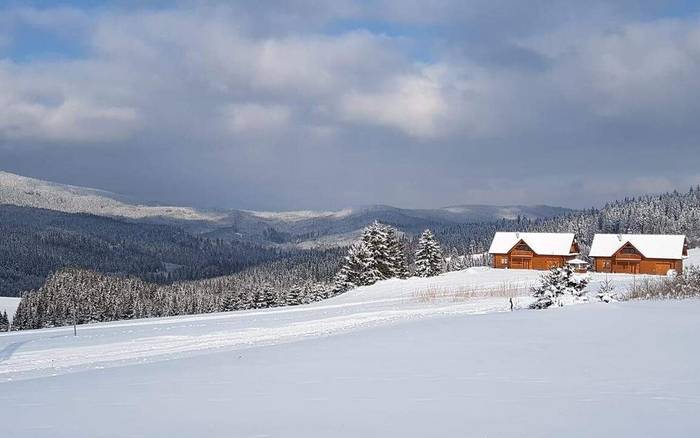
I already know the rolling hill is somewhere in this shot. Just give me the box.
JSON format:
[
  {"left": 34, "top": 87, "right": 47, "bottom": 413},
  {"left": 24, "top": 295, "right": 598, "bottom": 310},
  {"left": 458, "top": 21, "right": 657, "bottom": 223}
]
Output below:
[{"left": 0, "top": 171, "right": 570, "bottom": 246}]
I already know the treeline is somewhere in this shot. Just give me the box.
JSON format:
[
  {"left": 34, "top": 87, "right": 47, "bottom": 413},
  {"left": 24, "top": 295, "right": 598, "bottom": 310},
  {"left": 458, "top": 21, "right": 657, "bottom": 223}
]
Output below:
[
  {"left": 533, "top": 187, "right": 700, "bottom": 250},
  {"left": 12, "top": 253, "right": 340, "bottom": 330},
  {"left": 430, "top": 186, "right": 700, "bottom": 258},
  {"left": 11, "top": 222, "right": 445, "bottom": 330}
]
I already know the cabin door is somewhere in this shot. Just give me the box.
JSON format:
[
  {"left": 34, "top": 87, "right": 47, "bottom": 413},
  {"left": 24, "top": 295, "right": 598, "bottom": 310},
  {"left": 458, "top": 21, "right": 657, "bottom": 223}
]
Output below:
[
  {"left": 511, "top": 257, "right": 530, "bottom": 269},
  {"left": 614, "top": 261, "right": 639, "bottom": 274}
]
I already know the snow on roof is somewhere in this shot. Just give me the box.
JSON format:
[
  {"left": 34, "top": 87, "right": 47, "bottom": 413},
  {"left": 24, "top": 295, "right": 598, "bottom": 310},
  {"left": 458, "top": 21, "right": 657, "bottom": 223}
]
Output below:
[
  {"left": 566, "top": 258, "right": 589, "bottom": 265},
  {"left": 589, "top": 234, "right": 687, "bottom": 259},
  {"left": 488, "top": 232, "right": 577, "bottom": 256}
]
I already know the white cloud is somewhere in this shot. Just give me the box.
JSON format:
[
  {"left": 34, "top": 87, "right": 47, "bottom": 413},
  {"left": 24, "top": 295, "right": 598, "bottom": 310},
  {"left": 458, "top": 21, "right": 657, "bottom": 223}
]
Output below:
[
  {"left": 339, "top": 71, "right": 449, "bottom": 138},
  {"left": 0, "top": 62, "right": 139, "bottom": 144},
  {"left": 525, "top": 18, "right": 700, "bottom": 122}
]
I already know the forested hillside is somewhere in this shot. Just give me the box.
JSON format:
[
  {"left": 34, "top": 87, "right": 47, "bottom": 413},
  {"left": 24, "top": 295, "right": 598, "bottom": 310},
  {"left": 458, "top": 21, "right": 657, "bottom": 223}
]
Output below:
[
  {"left": 431, "top": 188, "right": 700, "bottom": 257},
  {"left": 0, "top": 205, "right": 341, "bottom": 297},
  {"left": 12, "top": 253, "right": 342, "bottom": 330},
  {"left": 536, "top": 189, "right": 700, "bottom": 248}
]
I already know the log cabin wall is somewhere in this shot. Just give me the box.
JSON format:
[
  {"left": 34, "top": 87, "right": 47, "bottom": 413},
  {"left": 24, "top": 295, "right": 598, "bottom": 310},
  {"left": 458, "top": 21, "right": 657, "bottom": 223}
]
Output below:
[
  {"left": 492, "top": 254, "right": 572, "bottom": 270},
  {"left": 492, "top": 249, "right": 573, "bottom": 271},
  {"left": 595, "top": 257, "right": 683, "bottom": 275}
]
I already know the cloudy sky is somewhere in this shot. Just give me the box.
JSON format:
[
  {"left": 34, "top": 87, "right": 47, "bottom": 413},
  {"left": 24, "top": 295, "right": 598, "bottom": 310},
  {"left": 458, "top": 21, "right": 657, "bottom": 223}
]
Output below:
[{"left": 1, "top": 0, "right": 700, "bottom": 210}]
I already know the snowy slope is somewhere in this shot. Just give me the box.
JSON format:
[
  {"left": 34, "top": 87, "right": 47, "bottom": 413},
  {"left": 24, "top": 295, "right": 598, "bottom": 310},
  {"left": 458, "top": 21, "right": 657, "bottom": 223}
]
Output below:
[
  {"left": 685, "top": 247, "right": 700, "bottom": 266},
  {"left": 0, "top": 267, "right": 645, "bottom": 382},
  {"left": 2, "top": 300, "right": 699, "bottom": 437},
  {"left": 0, "top": 297, "right": 20, "bottom": 322}
]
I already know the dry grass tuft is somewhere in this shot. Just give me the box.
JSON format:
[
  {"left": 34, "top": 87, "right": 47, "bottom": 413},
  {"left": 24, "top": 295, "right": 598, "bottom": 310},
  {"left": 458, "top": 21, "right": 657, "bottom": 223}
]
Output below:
[{"left": 414, "top": 281, "right": 527, "bottom": 303}]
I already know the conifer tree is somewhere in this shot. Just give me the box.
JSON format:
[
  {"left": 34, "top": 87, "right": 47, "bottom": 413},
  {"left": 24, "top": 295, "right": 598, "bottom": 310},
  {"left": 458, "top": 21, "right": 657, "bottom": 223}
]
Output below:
[
  {"left": 220, "top": 293, "right": 237, "bottom": 312},
  {"left": 530, "top": 265, "right": 589, "bottom": 309},
  {"left": 333, "top": 240, "right": 379, "bottom": 292},
  {"left": 414, "top": 229, "right": 443, "bottom": 277},
  {"left": 0, "top": 310, "right": 9, "bottom": 332},
  {"left": 385, "top": 226, "right": 409, "bottom": 278},
  {"left": 252, "top": 289, "right": 268, "bottom": 309},
  {"left": 286, "top": 285, "right": 304, "bottom": 306},
  {"left": 361, "top": 221, "right": 392, "bottom": 280}
]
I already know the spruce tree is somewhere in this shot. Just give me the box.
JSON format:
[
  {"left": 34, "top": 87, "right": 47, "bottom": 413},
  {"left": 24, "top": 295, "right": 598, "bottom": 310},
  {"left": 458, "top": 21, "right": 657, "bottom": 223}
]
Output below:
[
  {"left": 0, "top": 310, "right": 8, "bottom": 332},
  {"left": 530, "top": 265, "right": 589, "bottom": 309},
  {"left": 286, "top": 285, "right": 304, "bottom": 306},
  {"left": 385, "top": 226, "right": 409, "bottom": 278},
  {"left": 220, "top": 293, "right": 237, "bottom": 312},
  {"left": 414, "top": 229, "right": 443, "bottom": 277},
  {"left": 361, "top": 221, "right": 392, "bottom": 280},
  {"left": 333, "top": 240, "right": 379, "bottom": 292}
]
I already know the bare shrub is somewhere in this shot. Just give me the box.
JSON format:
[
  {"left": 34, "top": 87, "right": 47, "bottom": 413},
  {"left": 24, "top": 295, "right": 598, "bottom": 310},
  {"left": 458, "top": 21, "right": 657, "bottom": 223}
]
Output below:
[
  {"left": 623, "top": 266, "right": 700, "bottom": 301},
  {"left": 414, "top": 281, "right": 524, "bottom": 303}
]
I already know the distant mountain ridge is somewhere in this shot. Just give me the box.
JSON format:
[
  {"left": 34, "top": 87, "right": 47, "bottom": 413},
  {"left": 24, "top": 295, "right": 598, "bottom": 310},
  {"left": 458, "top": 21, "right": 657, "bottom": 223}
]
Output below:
[
  {"left": 0, "top": 171, "right": 226, "bottom": 223},
  {"left": 0, "top": 170, "right": 571, "bottom": 246}
]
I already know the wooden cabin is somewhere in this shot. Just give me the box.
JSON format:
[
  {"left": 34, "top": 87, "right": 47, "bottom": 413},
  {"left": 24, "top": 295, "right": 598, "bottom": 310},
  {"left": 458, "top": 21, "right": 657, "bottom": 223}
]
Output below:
[
  {"left": 589, "top": 234, "right": 687, "bottom": 275},
  {"left": 488, "top": 232, "right": 580, "bottom": 270}
]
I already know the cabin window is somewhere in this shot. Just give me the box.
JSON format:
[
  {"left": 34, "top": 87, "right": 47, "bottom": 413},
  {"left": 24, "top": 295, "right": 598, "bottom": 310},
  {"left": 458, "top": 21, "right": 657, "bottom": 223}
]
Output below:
[
  {"left": 603, "top": 260, "right": 611, "bottom": 268},
  {"left": 515, "top": 243, "right": 530, "bottom": 251},
  {"left": 501, "top": 257, "right": 508, "bottom": 265},
  {"left": 620, "top": 247, "right": 638, "bottom": 255}
]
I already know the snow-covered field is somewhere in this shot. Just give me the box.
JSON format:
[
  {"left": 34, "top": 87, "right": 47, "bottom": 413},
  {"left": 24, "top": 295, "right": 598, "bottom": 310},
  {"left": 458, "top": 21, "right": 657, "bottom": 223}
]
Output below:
[
  {"left": 2, "top": 300, "right": 700, "bottom": 437},
  {"left": 1, "top": 265, "right": 698, "bottom": 436},
  {"left": 0, "top": 268, "right": 643, "bottom": 381}
]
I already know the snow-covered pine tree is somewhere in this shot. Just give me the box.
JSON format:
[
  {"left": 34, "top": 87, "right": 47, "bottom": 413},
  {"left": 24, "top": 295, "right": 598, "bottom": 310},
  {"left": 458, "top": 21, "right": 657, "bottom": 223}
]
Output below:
[
  {"left": 445, "top": 247, "right": 467, "bottom": 272},
  {"left": 596, "top": 276, "right": 617, "bottom": 303},
  {"left": 530, "top": 265, "right": 589, "bottom": 309},
  {"left": 0, "top": 310, "right": 8, "bottom": 331},
  {"left": 285, "top": 285, "right": 304, "bottom": 306},
  {"left": 252, "top": 289, "right": 268, "bottom": 309},
  {"left": 333, "top": 240, "right": 379, "bottom": 292},
  {"left": 385, "top": 225, "right": 409, "bottom": 279},
  {"left": 361, "top": 221, "right": 393, "bottom": 280},
  {"left": 414, "top": 229, "right": 443, "bottom": 277},
  {"left": 220, "top": 293, "right": 237, "bottom": 312}
]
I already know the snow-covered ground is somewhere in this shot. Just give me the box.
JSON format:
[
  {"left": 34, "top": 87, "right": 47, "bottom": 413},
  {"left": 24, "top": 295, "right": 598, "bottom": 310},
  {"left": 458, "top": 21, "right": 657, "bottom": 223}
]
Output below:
[
  {"left": 0, "top": 268, "right": 646, "bottom": 381},
  {"left": 685, "top": 247, "right": 700, "bottom": 266},
  {"left": 2, "top": 300, "right": 700, "bottom": 437},
  {"left": 1, "top": 265, "right": 697, "bottom": 436}
]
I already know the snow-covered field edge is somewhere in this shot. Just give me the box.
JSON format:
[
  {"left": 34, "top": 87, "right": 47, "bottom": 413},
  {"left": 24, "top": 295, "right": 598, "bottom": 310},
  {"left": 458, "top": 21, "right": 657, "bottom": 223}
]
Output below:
[{"left": 0, "top": 264, "right": 657, "bottom": 382}]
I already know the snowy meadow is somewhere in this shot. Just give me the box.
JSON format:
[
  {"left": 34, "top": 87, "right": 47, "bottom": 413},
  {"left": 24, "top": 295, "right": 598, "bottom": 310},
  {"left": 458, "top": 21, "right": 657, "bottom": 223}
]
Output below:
[{"left": 1, "top": 252, "right": 699, "bottom": 436}]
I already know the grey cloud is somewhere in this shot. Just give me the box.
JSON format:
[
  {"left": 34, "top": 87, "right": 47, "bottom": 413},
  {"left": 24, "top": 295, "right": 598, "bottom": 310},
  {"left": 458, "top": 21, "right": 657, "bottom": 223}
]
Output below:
[{"left": 1, "top": 2, "right": 699, "bottom": 210}]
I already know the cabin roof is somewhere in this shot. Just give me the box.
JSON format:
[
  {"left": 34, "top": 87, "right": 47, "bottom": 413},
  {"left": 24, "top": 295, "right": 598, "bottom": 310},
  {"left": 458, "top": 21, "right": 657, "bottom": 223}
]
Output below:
[
  {"left": 589, "top": 234, "right": 687, "bottom": 260},
  {"left": 488, "top": 232, "right": 578, "bottom": 256}
]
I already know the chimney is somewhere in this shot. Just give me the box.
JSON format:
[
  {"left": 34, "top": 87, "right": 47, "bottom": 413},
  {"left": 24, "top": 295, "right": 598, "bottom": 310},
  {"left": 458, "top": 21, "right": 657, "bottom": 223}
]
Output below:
[
  {"left": 617, "top": 234, "right": 622, "bottom": 241},
  {"left": 515, "top": 232, "right": 520, "bottom": 239}
]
